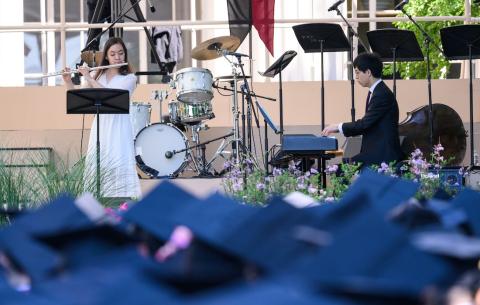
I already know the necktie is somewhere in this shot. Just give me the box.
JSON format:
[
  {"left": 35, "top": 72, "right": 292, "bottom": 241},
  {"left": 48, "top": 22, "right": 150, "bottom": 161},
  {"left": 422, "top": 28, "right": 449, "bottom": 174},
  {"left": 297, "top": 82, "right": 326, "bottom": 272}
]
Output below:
[{"left": 365, "top": 90, "right": 372, "bottom": 112}]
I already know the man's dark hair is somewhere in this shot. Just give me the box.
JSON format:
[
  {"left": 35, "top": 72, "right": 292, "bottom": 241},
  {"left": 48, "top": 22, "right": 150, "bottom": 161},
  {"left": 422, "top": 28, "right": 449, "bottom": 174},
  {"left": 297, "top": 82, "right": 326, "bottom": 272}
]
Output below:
[{"left": 353, "top": 52, "right": 383, "bottom": 78}]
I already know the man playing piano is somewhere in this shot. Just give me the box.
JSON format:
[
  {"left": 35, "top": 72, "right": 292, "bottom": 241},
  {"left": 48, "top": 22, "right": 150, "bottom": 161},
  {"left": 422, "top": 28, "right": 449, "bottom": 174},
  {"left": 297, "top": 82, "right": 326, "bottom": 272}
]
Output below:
[{"left": 321, "top": 52, "right": 404, "bottom": 166}]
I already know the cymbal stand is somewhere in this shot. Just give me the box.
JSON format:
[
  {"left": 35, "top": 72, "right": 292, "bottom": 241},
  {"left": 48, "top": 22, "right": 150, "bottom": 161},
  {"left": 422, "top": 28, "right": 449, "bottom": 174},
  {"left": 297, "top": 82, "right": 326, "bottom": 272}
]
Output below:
[
  {"left": 238, "top": 56, "right": 260, "bottom": 154},
  {"left": 212, "top": 54, "right": 243, "bottom": 164},
  {"left": 205, "top": 51, "right": 261, "bottom": 171}
]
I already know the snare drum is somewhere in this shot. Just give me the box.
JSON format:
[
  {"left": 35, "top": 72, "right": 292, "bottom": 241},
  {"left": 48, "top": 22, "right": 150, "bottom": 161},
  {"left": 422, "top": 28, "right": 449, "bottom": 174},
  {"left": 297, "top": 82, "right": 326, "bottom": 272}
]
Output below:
[
  {"left": 168, "top": 100, "right": 214, "bottom": 124},
  {"left": 175, "top": 67, "right": 213, "bottom": 104},
  {"left": 130, "top": 102, "right": 151, "bottom": 137}
]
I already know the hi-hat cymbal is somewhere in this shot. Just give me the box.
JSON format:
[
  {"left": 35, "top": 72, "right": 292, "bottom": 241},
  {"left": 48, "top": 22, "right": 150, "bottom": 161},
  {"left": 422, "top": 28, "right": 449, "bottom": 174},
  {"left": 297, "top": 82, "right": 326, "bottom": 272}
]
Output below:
[{"left": 191, "top": 36, "right": 241, "bottom": 60}]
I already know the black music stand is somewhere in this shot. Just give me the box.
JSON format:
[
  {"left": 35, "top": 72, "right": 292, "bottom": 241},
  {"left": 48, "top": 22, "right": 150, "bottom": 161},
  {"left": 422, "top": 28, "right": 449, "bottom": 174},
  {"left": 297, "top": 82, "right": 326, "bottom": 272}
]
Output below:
[
  {"left": 367, "top": 29, "right": 423, "bottom": 99},
  {"left": 259, "top": 50, "right": 297, "bottom": 141},
  {"left": 256, "top": 101, "right": 279, "bottom": 175},
  {"left": 67, "top": 88, "right": 130, "bottom": 198},
  {"left": 441, "top": 25, "right": 480, "bottom": 168},
  {"left": 293, "top": 23, "right": 350, "bottom": 131}
]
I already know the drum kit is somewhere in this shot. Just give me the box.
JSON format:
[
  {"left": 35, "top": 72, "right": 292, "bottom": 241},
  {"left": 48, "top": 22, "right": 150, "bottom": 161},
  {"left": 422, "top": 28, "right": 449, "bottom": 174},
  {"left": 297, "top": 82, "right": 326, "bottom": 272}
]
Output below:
[{"left": 132, "top": 35, "right": 256, "bottom": 178}]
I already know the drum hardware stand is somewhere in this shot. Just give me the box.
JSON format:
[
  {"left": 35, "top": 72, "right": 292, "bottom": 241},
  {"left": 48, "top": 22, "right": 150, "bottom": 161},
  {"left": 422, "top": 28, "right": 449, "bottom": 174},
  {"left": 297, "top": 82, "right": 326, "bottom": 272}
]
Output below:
[
  {"left": 151, "top": 89, "right": 169, "bottom": 123},
  {"left": 206, "top": 51, "right": 266, "bottom": 169},
  {"left": 165, "top": 132, "right": 234, "bottom": 177},
  {"left": 213, "top": 80, "right": 276, "bottom": 170}
]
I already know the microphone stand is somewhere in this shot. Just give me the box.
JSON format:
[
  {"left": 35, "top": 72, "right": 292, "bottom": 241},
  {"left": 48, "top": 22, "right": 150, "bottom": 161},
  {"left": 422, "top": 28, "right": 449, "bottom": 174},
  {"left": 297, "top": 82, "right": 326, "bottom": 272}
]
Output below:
[
  {"left": 401, "top": 7, "right": 445, "bottom": 154},
  {"left": 334, "top": 7, "right": 370, "bottom": 122}
]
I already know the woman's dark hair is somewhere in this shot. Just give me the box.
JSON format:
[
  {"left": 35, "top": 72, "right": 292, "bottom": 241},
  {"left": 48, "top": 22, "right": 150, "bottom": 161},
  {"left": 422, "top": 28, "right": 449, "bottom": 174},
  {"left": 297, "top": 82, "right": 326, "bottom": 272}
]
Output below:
[
  {"left": 95, "top": 37, "right": 133, "bottom": 79},
  {"left": 353, "top": 52, "right": 383, "bottom": 78}
]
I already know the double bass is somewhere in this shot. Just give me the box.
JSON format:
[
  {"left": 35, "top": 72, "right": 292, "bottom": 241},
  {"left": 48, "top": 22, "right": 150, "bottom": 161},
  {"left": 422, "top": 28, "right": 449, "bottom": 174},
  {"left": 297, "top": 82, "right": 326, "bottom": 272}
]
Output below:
[{"left": 398, "top": 103, "right": 467, "bottom": 165}]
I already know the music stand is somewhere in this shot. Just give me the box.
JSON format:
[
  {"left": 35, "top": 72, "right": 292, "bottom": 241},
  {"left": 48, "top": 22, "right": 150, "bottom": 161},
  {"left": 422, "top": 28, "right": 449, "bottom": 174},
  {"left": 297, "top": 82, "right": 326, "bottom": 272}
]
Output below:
[
  {"left": 67, "top": 88, "right": 130, "bottom": 198},
  {"left": 259, "top": 50, "right": 297, "bottom": 140},
  {"left": 293, "top": 23, "right": 350, "bottom": 131},
  {"left": 256, "top": 100, "right": 279, "bottom": 175},
  {"left": 367, "top": 29, "right": 423, "bottom": 99},
  {"left": 440, "top": 25, "right": 480, "bottom": 168}
]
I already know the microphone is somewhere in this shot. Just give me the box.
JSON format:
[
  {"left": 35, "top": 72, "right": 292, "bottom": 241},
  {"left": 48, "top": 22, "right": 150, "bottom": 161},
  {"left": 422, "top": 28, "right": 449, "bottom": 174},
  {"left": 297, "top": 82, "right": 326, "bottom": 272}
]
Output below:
[
  {"left": 327, "top": 0, "right": 345, "bottom": 12},
  {"left": 165, "top": 151, "right": 173, "bottom": 159},
  {"left": 147, "top": 0, "right": 156, "bottom": 13},
  {"left": 222, "top": 50, "right": 250, "bottom": 58},
  {"left": 394, "top": 0, "right": 409, "bottom": 10}
]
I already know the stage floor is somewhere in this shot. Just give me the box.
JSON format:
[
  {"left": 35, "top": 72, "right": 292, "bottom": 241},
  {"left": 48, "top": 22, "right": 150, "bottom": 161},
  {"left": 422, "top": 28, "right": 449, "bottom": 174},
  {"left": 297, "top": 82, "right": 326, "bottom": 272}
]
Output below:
[{"left": 139, "top": 177, "right": 224, "bottom": 199}]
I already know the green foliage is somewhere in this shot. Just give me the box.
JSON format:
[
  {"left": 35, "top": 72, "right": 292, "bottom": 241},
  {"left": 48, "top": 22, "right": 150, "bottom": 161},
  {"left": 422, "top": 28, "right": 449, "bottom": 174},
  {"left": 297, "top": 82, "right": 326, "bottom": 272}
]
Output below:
[
  {"left": 0, "top": 152, "right": 123, "bottom": 225},
  {"left": 222, "top": 143, "right": 464, "bottom": 205},
  {"left": 386, "top": 0, "right": 479, "bottom": 79},
  {"left": 326, "top": 163, "right": 362, "bottom": 198}
]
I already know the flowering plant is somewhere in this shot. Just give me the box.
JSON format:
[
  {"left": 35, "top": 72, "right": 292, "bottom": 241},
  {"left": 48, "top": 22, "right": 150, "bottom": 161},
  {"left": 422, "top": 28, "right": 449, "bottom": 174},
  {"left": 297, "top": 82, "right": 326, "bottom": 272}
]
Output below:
[
  {"left": 222, "top": 159, "right": 363, "bottom": 204},
  {"left": 222, "top": 143, "right": 462, "bottom": 205},
  {"left": 374, "top": 144, "right": 457, "bottom": 199}
]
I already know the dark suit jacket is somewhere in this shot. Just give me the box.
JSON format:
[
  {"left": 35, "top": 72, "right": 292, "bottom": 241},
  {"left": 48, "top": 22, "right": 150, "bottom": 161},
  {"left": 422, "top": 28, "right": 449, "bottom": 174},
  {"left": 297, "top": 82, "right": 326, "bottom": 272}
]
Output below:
[{"left": 342, "top": 81, "right": 404, "bottom": 166}]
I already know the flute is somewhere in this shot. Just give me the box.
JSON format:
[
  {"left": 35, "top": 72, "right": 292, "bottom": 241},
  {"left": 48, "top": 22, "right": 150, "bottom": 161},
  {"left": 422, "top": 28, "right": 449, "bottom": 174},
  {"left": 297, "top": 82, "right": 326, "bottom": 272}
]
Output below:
[{"left": 37, "top": 63, "right": 128, "bottom": 78}]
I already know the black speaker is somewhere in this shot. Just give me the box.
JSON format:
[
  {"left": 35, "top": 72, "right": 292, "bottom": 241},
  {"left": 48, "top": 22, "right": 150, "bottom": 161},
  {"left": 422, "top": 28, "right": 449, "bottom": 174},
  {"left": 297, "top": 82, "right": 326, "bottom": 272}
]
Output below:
[{"left": 438, "top": 167, "right": 464, "bottom": 192}]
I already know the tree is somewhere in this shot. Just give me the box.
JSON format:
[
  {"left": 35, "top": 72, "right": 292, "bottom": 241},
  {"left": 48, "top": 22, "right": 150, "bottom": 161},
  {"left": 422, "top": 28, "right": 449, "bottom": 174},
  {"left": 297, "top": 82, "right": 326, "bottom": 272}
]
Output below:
[{"left": 387, "top": 0, "right": 479, "bottom": 79}]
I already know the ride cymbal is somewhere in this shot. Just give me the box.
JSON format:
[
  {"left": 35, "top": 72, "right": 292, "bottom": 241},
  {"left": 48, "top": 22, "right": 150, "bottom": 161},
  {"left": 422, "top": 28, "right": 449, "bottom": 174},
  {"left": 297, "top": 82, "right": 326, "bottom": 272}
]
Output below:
[{"left": 191, "top": 36, "right": 241, "bottom": 60}]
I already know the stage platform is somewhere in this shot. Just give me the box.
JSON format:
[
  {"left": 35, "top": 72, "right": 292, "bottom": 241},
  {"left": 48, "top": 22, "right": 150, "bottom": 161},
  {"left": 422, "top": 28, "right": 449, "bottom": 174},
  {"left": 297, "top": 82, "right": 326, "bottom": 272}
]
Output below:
[{"left": 139, "top": 177, "right": 224, "bottom": 199}]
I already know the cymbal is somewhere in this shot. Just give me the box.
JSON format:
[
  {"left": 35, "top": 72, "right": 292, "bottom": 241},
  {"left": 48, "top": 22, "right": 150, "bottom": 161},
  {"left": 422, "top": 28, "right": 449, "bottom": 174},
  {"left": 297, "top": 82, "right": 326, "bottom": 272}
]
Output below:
[
  {"left": 191, "top": 36, "right": 241, "bottom": 60},
  {"left": 215, "top": 75, "right": 251, "bottom": 81}
]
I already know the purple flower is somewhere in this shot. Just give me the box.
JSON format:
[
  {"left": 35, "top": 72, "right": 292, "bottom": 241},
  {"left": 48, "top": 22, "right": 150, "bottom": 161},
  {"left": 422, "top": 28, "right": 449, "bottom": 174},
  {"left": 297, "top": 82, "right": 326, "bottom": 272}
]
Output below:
[
  {"left": 223, "top": 160, "right": 232, "bottom": 170},
  {"left": 297, "top": 182, "right": 306, "bottom": 190},
  {"left": 411, "top": 148, "right": 423, "bottom": 159},
  {"left": 434, "top": 143, "right": 444, "bottom": 153},
  {"left": 325, "top": 164, "right": 338, "bottom": 174},
  {"left": 310, "top": 167, "right": 318, "bottom": 174},
  {"left": 378, "top": 162, "right": 390, "bottom": 173},
  {"left": 288, "top": 160, "right": 296, "bottom": 172},
  {"left": 273, "top": 168, "right": 282, "bottom": 177},
  {"left": 308, "top": 186, "right": 317, "bottom": 194},
  {"left": 256, "top": 182, "right": 265, "bottom": 191},
  {"left": 232, "top": 180, "right": 243, "bottom": 192}
]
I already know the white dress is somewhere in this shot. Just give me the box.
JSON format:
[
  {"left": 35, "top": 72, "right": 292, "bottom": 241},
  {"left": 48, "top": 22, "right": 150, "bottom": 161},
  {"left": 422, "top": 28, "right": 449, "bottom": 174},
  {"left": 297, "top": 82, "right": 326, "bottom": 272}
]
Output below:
[{"left": 86, "top": 73, "right": 141, "bottom": 198}]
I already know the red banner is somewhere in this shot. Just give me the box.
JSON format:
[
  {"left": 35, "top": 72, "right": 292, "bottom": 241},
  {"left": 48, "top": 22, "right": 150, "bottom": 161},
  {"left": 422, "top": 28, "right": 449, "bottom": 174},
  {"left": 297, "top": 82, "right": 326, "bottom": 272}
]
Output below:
[{"left": 252, "top": 0, "right": 275, "bottom": 56}]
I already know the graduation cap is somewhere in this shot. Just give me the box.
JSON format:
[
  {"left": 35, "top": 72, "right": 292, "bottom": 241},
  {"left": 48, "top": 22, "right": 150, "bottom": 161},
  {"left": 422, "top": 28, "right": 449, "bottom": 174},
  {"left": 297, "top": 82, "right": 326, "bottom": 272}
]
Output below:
[
  {"left": 0, "top": 229, "right": 62, "bottom": 283},
  {"left": 0, "top": 281, "right": 57, "bottom": 305},
  {"left": 450, "top": 188, "right": 480, "bottom": 236},
  {"left": 190, "top": 276, "right": 360, "bottom": 305},
  {"left": 338, "top": 169, "right": 419, "bottom": 216},
  {"left": 32, "top": 246, "right": 180, "bottom": 305},
  {"left": 145, "top": 241, "right": 247, "bottom": 293},
  {"left": 124, "top": 187, "right": 261, "bottom": 290},
  {"left": 123, "top": 181, "right": 199, "bottom": 241},
  {"left": 388, "top": 198, "right": 443, "bottom": 231},
  {"left": 0, "top": 194, "right": 115, "bottom": 282},
  {"left": 7, "top": 194, "right": 102, "bottom": 236},
  {"left": 288, "top": 199, "right": 469, "bottom": 303}
]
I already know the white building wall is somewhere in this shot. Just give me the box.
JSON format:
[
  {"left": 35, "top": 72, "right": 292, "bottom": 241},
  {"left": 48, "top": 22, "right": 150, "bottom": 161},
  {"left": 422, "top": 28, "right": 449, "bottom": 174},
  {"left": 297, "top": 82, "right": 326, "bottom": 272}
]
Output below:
[{"left": 0, "top": 0, "right": 24, "bottom": 86}]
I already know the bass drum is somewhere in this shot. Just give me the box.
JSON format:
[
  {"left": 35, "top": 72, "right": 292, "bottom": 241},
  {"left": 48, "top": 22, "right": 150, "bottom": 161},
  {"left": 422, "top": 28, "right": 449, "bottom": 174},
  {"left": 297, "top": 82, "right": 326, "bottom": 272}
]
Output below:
[{"left": 134, "top": 123, "right": 188, "bottom": 178}]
